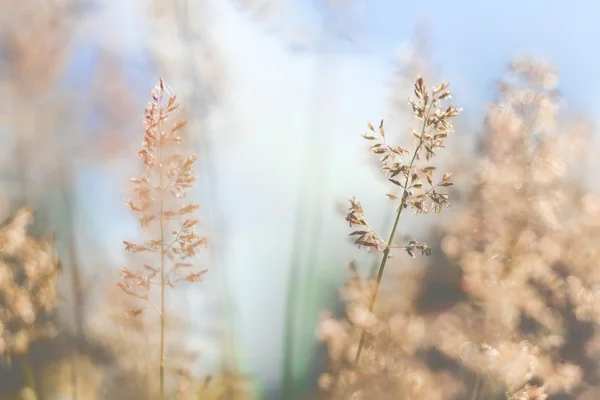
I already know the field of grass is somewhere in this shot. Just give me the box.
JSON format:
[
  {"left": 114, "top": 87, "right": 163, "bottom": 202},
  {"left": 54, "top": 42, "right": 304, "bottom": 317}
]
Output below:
[{"left": 2, "top": 1, "right": 600, "bottom": 400}]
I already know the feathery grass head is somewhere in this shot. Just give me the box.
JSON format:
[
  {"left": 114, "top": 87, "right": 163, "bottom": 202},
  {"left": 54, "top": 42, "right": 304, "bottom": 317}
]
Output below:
[
  {"left": 118, "top": 78, "right": 208, "bottom": 399},
  {"left": 118, "top": 78, "right": 208, "bottom": 315},
  {"left": 347, "top": 77, "right": 461, "bottom": 257},
  {"left": 341, "top": 76, "right": 461, "bottom": 367}
]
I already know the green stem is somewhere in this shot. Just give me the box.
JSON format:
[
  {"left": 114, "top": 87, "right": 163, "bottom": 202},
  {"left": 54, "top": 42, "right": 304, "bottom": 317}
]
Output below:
[
  {"left": 20, "top": 352, "right": 39, "bottom": 399},
  {"left": 175, "top": 4, "right": 241, "bottom": 393},
  {"left": 354, "top": 117, "right": 428, "bottom": 365},
  {"left": 282, "top": 24, "right": 329, "bottom": 399}
]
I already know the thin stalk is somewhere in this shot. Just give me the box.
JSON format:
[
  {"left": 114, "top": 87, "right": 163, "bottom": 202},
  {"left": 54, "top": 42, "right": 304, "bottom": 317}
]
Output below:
[
  {"left": 470, "top": 373, "right": 481, "bottom": 400},
  {"left": 174, "top": 3, "right": 241, "bottom": 395},
  {"left": 354, "top": 117, "right": 428, "bottom": 364},
  {"left": 283, "top": 4, "right": 338, "bottom": 395},
  {"left": 282, "top": 52, "right": 329, "bottom": 400},
  {"left": 56, "top": 133, "right": 84, "bottom": 400},
  {"left": 159, "top": 127, "right": 166, "bottom": 400},
  {"left": 20, "top": 352, "right": 38, "bottom": 399}
]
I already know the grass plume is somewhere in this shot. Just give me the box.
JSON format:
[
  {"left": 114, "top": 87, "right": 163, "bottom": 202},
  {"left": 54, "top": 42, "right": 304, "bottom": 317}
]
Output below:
[
  {"left": 118, "top": 78, "right": 208, "bottom": 399},
  {"left": 345, "top": 77, "right": 461, "bottom": 364}
]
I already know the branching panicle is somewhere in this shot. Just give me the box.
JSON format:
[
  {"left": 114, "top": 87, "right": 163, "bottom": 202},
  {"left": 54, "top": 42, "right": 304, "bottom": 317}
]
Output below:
[
  {"left": 348, "top": 77, "right": 461, "bottom": 364},
  {"left": 118, "top": 78, "right": 207, "bottom": 399},
  {"left": 348, "top": 77, "right": 461, "bottom": 256}
]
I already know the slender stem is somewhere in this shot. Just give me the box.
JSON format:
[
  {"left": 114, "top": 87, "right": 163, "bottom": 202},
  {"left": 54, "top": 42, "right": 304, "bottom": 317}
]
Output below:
[
  {"left": 159, "top": 120, "right": 166, "bottom": 400},
  {"left": 282, "top": 18, "right": 330, "bottom": 398},
  {"left": 354, "top": 116, "right": 428, "bottom": 364},
  {"left": 175, "top": 2, "right": 241, "bottom": 391},
  {"left": 57, "top": 145, "right": 83, "bottom": 400},
  {"left": 470, "top": 373, "right": 481, "bottom": 400},
  {"left": 20, "top": 351, "right": 39, "bottom": 399},
  {"left": 353, "top": 203, "right": 402, "bottom": 364}
]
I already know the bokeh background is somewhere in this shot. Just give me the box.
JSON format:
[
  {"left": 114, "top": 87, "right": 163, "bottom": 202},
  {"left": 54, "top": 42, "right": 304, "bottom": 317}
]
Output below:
[{"left": 2, "top": 1, "right": 600, "bottom": 399}]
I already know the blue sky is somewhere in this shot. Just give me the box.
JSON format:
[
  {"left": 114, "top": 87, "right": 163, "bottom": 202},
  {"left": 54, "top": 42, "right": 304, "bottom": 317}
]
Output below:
[
  {"left": 67, "top": 0, "right": 600, "bottom": 395},
  {"left": 299, "top": 0, "right": 600, "bottom": 114}
]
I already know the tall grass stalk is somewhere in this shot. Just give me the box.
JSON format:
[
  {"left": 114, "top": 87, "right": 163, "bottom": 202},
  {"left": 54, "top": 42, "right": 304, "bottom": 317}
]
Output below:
[
  {"left": 282, "top": 55, "right": 332, "bottom": 400},
  {"left": 118, "top": 78, "right": 208, "bottom": 399},
  {"left": 354, "top": 116, "right": 427, "bottom": 363},
  {"left": 345, "top": 78, "right": 461, "bottom": 364},
  {"left": 282, "top": 3, "right": 360, "bottom": 393},
  {"left": 20, "top": 352, "right": 38, "bottom": 399},
  {"left": 170, "top": 3, "right": 242, "bottom": 390}
]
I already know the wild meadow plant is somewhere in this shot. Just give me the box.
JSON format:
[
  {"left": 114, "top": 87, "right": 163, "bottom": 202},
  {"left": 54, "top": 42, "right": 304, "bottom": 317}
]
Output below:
[
  {"left": 0, "top": 207, "right": 61, "bottom": 399},
  {"left": 118, "top": 79, "right": 208, "bottom": 399},
  {"left": 344, "top": 77, "right": 461, "bottom": 364},
  {"left": 318, "top": 57, "right": 600, "bottom": 400},
  {"left": 315, "top": 77, "right": 461, "bottom": 399},
  {"left": 435, "top": 57, "right": 592, "bottom": 399}
]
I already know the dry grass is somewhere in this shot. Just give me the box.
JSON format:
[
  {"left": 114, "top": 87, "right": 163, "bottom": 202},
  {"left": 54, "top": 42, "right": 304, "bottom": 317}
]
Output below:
[
  {"left": 0, "top": 207, "right": 61, "bottom": 398},
  {"left": 1, "top": 62, "right": 598, "bottom": 400},
  {"left": 344, "top": 77, "right": 461, "bottom": 364},
  {"left": 316, "top": 57, "right": 600, "bottom": 400},
  {"left": 3, "top": 5, "right": 600, "bottom": 399},
  {"left": 117, "top": 79, "right": 208, "bottom": 399}
]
